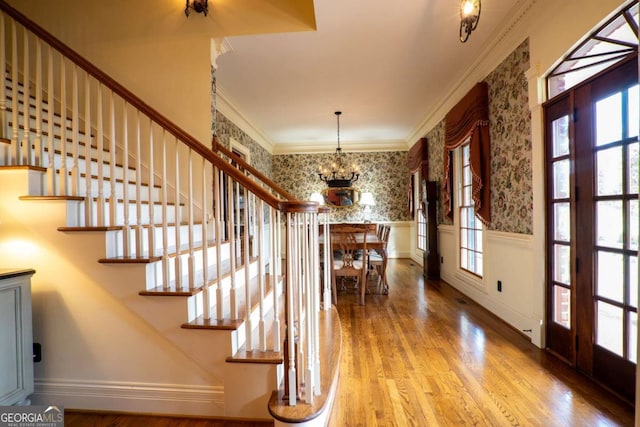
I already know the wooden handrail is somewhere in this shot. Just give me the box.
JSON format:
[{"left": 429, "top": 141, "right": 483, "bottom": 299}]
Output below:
[
  {"left": 0, "top": 0, "right": 292, "bottom": 210},
  {"left": 212, "top": 136, "right": 295, "bottom": 200}
]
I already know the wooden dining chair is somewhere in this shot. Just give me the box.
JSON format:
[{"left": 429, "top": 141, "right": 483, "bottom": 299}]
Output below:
[
  {"left": 330, "top": 225, "right": 369, "bottom": 305},
  {"left": 368, "top": 224, "right": 390, "bottom": 294}
]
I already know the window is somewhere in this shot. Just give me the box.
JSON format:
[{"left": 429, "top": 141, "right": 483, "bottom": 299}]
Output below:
[
  {"left": 459, "top": 143, "right": 482, "bottom": 277},
  {"left": 415, "top": 172, "right": 426, "bottom": 251}
]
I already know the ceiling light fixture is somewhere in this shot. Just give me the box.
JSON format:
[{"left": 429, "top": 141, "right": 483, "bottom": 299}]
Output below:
[
  {"left": 318, "top": 111, "right": 359, "bottom": 188},
  {"left": 459, "top": 0, "right": 481, "bottom": 43},
  {"left": 185, "top": 0, "right": 208, "bottom": 17}
]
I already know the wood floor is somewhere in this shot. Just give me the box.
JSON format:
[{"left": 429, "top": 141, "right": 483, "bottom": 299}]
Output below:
[
  {"left": 65, "top": 258, "right": 634, "bottom": 426},
  {"left": 328, "top": 259, "right": 634, "bottom": 426}
]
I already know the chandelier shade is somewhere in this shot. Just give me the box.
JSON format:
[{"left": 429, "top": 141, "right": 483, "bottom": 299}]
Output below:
[{"left": 318, "top": 111, "right": 360, "bottom": 188}]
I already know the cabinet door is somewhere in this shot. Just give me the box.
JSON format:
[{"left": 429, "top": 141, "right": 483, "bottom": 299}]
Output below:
[{"left": 0, "top": 275, "right": 34, "bottom": 405}]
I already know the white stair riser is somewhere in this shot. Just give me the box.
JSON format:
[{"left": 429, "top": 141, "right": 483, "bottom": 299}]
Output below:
[
  {"left": 103, "top": 223, "right": 214, "bottom": 258},
  {"left": 65, "top": 199, "right": 181, "bottom": 227}
]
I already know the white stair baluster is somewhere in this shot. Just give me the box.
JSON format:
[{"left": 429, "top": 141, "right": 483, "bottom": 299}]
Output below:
[
  {"left": 134, "top": 111, "right": 144, "bottom": 257},
  {"left": 173, "top": 138, "right": 182, "bottom": 290},
  {"left": 258, "top": 197, "right": 267, "bottom": 352},
  {"left": 214, "top": 167, "right": 224, "bottom": 320},
  {"left": 10, "top": 21, "right": 18, "bottom": 165},
  {"left": 95, "top": 85, "right": 105, "bottom": 226},
  {"left": 33, "top": 39, "right": 42, "bottom": 167},
  {"left": 161, "top": 130, "right": 170, "bottom": 290},
  {"left": 187, "top": 148, "right": 195, "bottom": 289},
  {"left": 202, "top": 158, "right": 211, "bottom": 320},
  {"left": 58, "top": 58, "right": 67, "bottom": 195},
  {"left": 83, "top": 74, "right": 93, "bottom": 227},
  {"left": 21, "top": 25, "right": 29, "bottom": 165},
  {"left": 108, "top": 91, "right": 116, "bottom": 227},
  {"left": 121, "top": 102, "right": 130, "bottom": 257},
  {"left": 147, "top": 120, "right": 155, "bottom": 258},
  {"left": 45, "top": 46, "right": 56, "bottom": 195},
  {"left": 70, "top": 65, "right": 79, "bottom": 196}
]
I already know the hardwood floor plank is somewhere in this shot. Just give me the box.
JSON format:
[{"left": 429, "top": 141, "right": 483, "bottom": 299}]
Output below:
[{"left": 328, "top": 259, "right": 634, "bottom": 426}]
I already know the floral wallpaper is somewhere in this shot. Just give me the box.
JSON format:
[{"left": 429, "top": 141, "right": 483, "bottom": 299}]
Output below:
[
  {"left": 422, "top": 38, "right": 532, "bottom": 234},
  {"left": 272, "top": 151, "right": 411, "bottom": 222},
  {"left": 485, "top": 38, "right": 532, "bottom": 234},
  {"left": 424, "top": 120, "right": 449, "bottom": 226}
]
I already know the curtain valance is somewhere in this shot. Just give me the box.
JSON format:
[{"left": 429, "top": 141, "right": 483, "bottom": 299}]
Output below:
[{"left": 442, "top": 81, "right": 491, "bottom": 225}]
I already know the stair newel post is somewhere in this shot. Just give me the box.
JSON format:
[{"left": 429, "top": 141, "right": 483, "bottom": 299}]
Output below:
[
  {"left": 121, "top": 103, "right": 131, "bottom": 257},
  {"left": 186, "top": 148, "right": 196, "bottom": 290},
  {"left": 271, "top": 208, "right": 281, "bottom": 352},
  {"left": 70, "top": 65, "right": 79, "bottom": 197},
  {"left": 227, "top": 172, "right": 237, "bottom": 320},
  {"left": 134, "top": 111, "right": 144, "bottom": 257},
  {"left": 108, "top": 91, "right": 116, "bottom": 227},
  {"left": 58, "top": 58, "right": 67, "bottom": 195},
  {"left": 173, "top": 138, "right": 183, "bottom": 290},
  {"left": 146, "top": 121, "right": 155, "bottom": 257},
  {"left": 33, "top": 38, "right": 42, "bottom": 168},
  {"left": 160, "top": 129, "right": 170, "bottom": 290},
  {"left": 320, "top": 207, "right": 332, "bottom": 309},
  {"left": 45, "top": 46, "right": 56, "bottom": 196},
  {"left": 258, "top": 197, "right": 267, "bottom": 352},
  {"left": 201, "top": 157, "right": 212, "bottom": 320},
  {"left": 95, "top": 84, "right": 105, "bottom": 225},
  {"left": 83, "top": 75, "right": 93, "bottom": 227},
  {"left": 214, "top": 166, "right": 224, "bottom": 320},
  {"left": 10, "top": 20, "right": 18, "bottom": 165},
  {"left": 20, "top": 24, "right": 29, "bottom": 166}
]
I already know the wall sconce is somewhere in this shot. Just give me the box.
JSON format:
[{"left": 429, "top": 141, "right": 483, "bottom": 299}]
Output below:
[
  {"left": 185, "top": 0, "right": 208, "bottom": 17},
  {"left": 359, "top": 192, "right": 376, "bottom": 222},
  {"left": 460, "top": 0, "right": 481, "bottom": 43}
]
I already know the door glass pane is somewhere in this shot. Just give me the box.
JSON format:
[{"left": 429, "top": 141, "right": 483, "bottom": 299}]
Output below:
[
  {"left": 596, "top": 200, "right": 623, "bottom": 248},
  {"left": 630, "top": 199, "right": 639, "bottom": 251},
  {"left": 553, "top": 285, "right": 571, "bottom": 328},
  {"left": 476, "top": 229, "right": 483, "bottom": 252},
  {"left": 629, "top": 84, "right": 639, "bottom": 139},
  {"left": 553, "top": 160, "right": 570, "bottom": 198},
  {"left": 596, "top": 92, "right": 622, "bottom": 146},
  {"left": 596, "top": 301, "right": 624, "bottom": 356},
  {"left": 630, "top": 142, "right": 639, "bottom": 194},
  {"left": 630, "top": 255, "right": 638, "bottom": 309},
  {"left": 552, "top": 116, "right": 570, "bottom": 157},
  {"left": 596, "top": 146, "right": 623, "bottom": 195},
  {"left": 554, "top": 244, "right": 571, "bottom": 285},
  {"left": 476, "top": 253, "right": 483, "bottom": 276},
  {"left": 554, "top": 202, "right": 570, "bottom": 241},
  {"left": 461, "top": 248, "right": 468, "bottom": 269},
  {"left": 629, "top": 311, "right": 637, "bottom": 363},
  {"left": 597, "top": 251, "right": 624, "bottom": 302}
]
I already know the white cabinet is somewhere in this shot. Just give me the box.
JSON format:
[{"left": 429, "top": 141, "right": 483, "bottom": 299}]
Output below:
[{"left": 0, "top": 269, "right": 35, "bottom": 406}]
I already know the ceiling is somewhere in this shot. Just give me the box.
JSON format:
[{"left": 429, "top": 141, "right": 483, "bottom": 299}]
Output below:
[{"left": 216, "top": 0, "right": 522, "bottom": 154}]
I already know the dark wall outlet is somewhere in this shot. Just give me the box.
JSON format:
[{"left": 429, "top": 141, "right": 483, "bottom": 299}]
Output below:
[
  {"left": 497, "top": 280, "right": 502, "bottom": 292},
  {"left": 33, "top": 342, "right": 42, "bottom": 363}
]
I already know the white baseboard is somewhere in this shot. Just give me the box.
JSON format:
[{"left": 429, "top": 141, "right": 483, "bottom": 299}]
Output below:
[{"left": 31, "top": 379, "right": 224, "bottom": 416}]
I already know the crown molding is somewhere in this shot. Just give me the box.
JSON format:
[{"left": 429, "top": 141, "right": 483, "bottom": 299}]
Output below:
[
  {"left": 274, "top": 139, "right": 409, "bottom": 155},
  {"left": 216, "top": 88, "right": 276, "bottom": 154},
  {"left": 406, "top": 0, "right": 537, "bottom": 144}
]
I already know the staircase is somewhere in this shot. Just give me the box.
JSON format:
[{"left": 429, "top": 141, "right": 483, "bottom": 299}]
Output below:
[{"left": 0, "top": 1, "right": 336, "bottom": 423}]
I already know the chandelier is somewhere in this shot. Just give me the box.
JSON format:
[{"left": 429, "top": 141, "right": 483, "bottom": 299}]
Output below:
[{"left": 318, "top": 111, "right": 359, "bottom": 188}]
